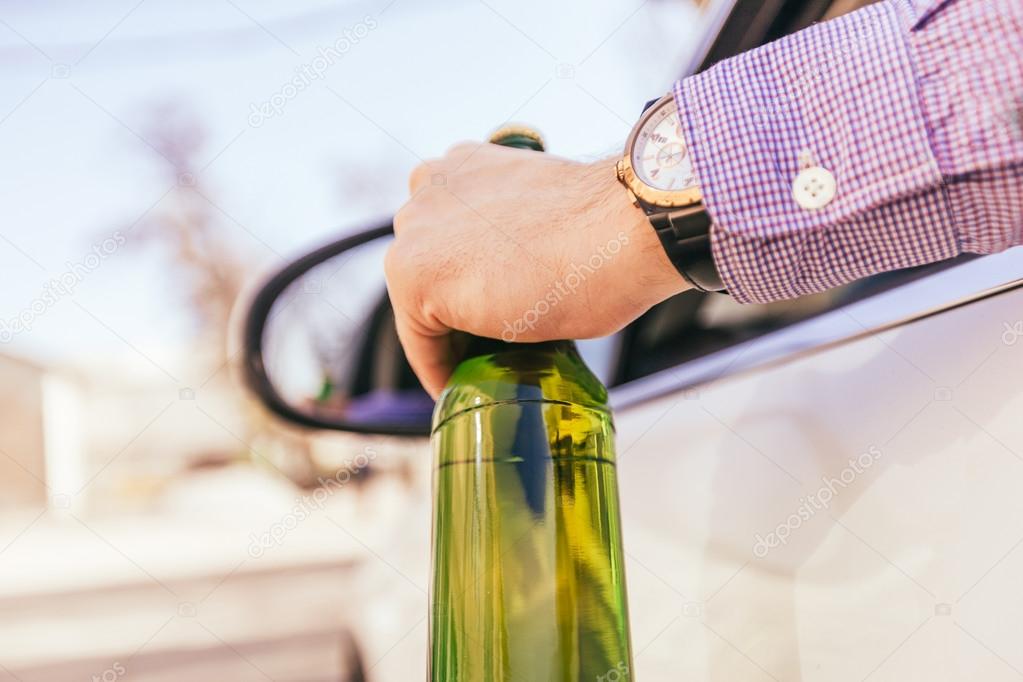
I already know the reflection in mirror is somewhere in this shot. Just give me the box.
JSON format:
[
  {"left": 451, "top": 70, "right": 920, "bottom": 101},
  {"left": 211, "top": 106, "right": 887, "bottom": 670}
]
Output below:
[{"left": 260, "top": 235, "right": 434, "bottom": 431}]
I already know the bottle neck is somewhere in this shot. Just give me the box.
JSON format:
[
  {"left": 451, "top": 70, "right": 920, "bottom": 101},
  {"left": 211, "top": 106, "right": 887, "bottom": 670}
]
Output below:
[{"left": 433, "top": 336, "right": 607, "bottom": 433}]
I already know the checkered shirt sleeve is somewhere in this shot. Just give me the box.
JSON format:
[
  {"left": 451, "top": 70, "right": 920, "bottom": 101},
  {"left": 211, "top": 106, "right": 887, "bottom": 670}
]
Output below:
[{"left": 673, "top": 0, "right": 1023, "bottom": 303}]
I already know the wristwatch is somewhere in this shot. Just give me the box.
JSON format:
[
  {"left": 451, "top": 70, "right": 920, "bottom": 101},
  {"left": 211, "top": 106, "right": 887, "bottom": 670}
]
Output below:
[{"left": 615, "top": 93, "right": 725, "bottom": 293}]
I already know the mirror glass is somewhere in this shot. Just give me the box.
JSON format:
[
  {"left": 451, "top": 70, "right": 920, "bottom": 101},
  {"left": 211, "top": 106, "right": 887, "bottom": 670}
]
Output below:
[{"left": 260, "top": 235, "right": 435, "bottom": 431}]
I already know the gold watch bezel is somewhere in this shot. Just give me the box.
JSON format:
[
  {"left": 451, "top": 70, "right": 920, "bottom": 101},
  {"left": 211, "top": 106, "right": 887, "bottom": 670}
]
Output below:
[{"left": 617, "top": 93, "right": 703, "bottom": 210}]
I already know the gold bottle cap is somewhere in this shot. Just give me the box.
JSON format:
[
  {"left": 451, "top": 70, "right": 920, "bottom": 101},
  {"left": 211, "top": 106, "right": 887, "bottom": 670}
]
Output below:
[{"left": 488, "top": 125, "right": 545, "bottom": 151}]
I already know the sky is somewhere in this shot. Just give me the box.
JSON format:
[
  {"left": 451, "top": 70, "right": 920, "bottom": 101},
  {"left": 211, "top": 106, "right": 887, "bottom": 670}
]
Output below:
[{"left": 0, "top": 0, "right": 713, "bottom": 380}]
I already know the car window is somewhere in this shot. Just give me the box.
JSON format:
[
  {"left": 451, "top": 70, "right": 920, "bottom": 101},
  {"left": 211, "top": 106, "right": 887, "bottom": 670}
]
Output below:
[{"left": 607, "top": 257, "right": 973, "bottom": 387}]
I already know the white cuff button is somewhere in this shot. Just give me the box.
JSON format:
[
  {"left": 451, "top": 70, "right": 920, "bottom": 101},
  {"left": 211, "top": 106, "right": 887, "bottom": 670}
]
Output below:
[{"left": 793, "top": 167, "right": 836, "bottom": 210}]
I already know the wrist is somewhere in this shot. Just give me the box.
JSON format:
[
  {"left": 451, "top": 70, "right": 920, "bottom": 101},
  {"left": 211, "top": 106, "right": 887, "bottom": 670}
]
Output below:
[
  {"left": 615, "top": 92, "right": 724, "bottom": 295},
  {"left": 592, "top": 159, "right": 691, "bottom": 305}
]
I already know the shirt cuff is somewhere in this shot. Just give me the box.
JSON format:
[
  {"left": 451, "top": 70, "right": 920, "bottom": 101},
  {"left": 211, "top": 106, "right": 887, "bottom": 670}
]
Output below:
[{"left": 674, "top": 0, "right": 959, "bottom": 304}]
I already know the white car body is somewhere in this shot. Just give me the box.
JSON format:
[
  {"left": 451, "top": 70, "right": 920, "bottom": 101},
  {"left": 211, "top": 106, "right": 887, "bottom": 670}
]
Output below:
[{"left": 614, "top": 250, "right": 1023, "bottom": 680}]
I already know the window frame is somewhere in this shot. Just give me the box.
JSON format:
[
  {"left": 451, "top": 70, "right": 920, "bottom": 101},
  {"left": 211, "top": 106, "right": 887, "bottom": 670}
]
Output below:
[{"left": 609, "top": 252, "right": 1023, "bottom": 410}]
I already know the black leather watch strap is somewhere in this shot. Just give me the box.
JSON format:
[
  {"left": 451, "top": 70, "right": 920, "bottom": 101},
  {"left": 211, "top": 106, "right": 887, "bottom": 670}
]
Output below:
[{"left": 647, "top": 205, "right": 726, "bottom": 293}]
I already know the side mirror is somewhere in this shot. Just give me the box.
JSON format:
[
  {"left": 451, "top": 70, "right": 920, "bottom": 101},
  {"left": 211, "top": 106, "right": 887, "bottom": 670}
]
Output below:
[
  {"left": 241, "top": 222, "right": 435, "bottom": 437},
  {"left": 239, "top": 221, "right": 742, "bottom": 437}
]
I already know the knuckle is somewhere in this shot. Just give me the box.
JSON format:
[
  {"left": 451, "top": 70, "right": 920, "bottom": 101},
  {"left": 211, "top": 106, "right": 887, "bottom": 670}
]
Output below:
[
  {"left": 408, "top": 169, "right": 424, "bottom": 194},
  {"left": 392, "top": 201, "right": 416, "bottom": 235},
  {"left": 408, "top": 162, "right": 434, "bottom": 194},
  {"left": 383, "top": 244, "right": 404, "bottom": 283},
  {"left": 385, "top": 245, "right": 432, "bottom": 317},
  {"left": 393, "top": 203, "right": 408, "bottom": 229},
  {"left": 410, "top": 158, "right": 452, "bottom": 194}
]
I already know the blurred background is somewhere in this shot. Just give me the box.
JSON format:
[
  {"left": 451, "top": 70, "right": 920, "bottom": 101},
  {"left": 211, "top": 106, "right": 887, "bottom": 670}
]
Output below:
[{"left": 0, "top": 1, "right": 717, "bottom": 679}]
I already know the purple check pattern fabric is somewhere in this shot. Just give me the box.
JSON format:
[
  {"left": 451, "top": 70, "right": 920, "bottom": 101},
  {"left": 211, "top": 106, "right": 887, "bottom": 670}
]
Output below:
[{"left": 673, "top": 0, "right": 1023, "bottom": 304}]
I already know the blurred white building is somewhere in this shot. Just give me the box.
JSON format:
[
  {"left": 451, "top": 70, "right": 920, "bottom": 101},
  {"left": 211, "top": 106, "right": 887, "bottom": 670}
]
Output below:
[
  {"left": 0, "top": 352, "right": 51, "bottom": 509},
  {"left": 0, "top": 347, "right": 249, "bottom": 513}
]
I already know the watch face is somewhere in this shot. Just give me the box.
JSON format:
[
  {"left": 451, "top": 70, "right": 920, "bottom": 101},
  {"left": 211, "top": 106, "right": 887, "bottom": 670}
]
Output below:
[{"left": 629, "top": 97, "right": 698, "bottom": 192}]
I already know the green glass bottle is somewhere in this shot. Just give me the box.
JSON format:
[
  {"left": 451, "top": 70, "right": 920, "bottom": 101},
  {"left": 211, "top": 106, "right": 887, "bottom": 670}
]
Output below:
[{"left": 429, "top": 338, "right": 633, "bottom": 681}]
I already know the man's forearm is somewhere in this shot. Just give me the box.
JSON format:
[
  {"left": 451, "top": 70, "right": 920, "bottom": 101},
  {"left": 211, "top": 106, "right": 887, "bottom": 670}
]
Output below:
[
  {"left": 676, "top": 0, "right": 1023, "bottom": 304},
  {"left": 388, "top": 0, "right": 1021, "bottom": 394}
]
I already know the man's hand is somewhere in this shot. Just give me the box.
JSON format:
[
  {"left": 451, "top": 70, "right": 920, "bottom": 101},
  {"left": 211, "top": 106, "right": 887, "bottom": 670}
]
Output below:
[{"left": 385, "top": 142, "right": 688, "bottom": 398}]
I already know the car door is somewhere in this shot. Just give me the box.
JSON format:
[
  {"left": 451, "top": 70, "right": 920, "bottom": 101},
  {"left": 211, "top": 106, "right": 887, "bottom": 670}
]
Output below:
[{"left": 614, "top": 249, "right": 1023, "bottom": 680}]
